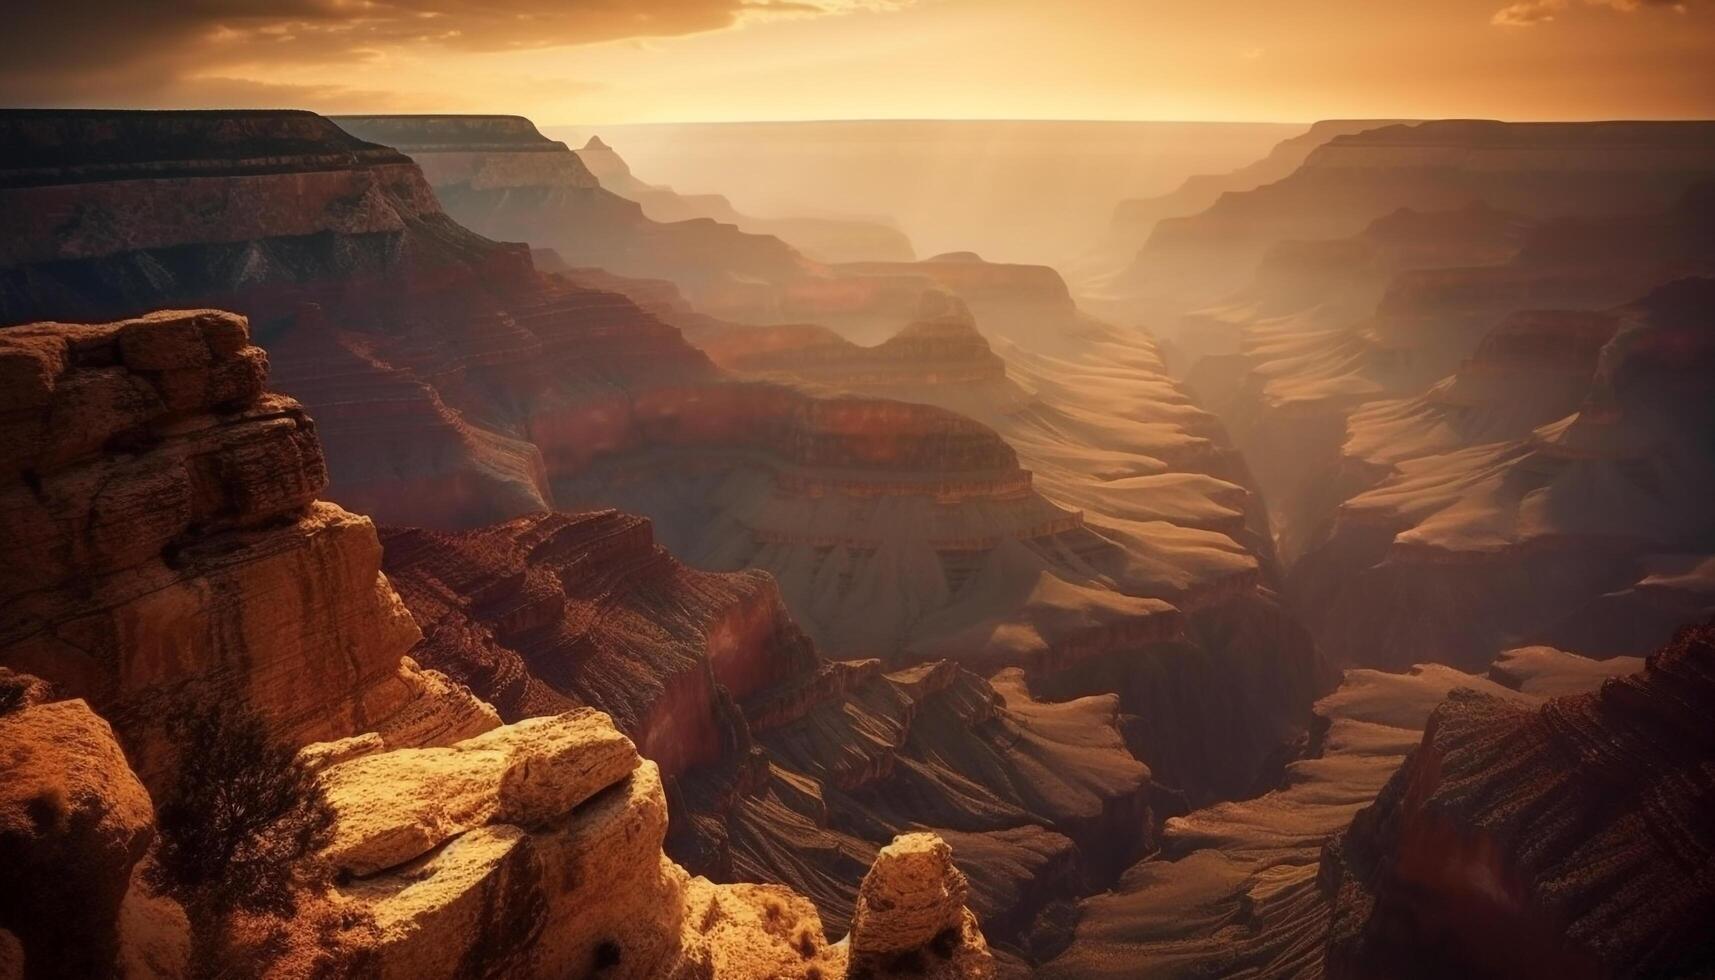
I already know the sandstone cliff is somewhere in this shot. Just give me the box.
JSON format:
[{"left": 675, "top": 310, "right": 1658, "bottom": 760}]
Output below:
[
  {"left": 374, "top": 511, "right": 1156, "bottom": 945},
  {"left": 1041, "top": 644, "right": 1645, "bottom": 978},
  {"left": 0, "top": 311, "right": 496, "bottom": 786},
  {"left": 1322, "top": 621, "right": 1715, "bottom": 978},
  {"left": 307, "top": 710, "right": 995, "bottom": 979}
]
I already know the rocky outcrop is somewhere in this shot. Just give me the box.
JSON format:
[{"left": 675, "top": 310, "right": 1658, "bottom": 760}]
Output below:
[
  {"left": 0, "top": 312, "right": 495, "bottom": 785},
  {"left": 377, "top": 511, "right": 817, "bottom": 777},
  {"left": 1322, "top": 621, "right": 1715, "bottom": 978},
  {"left": 0, "top": 110, "right": 1321, "bottom": 961},
  {"left": 309, "top": 709, "right": 995, "bottom": 979},
  {"left": 1041, "top": 644, "right": 1643, "bottom": 979},
  {"left": 0, "top": 696, "right": 155, "bottom": 978},
  {"left": 848, "top": 834, "right": 993, "bottom": 979},
  {"left": 376, "top": 510, "right": 1158, "bottom": 945}
]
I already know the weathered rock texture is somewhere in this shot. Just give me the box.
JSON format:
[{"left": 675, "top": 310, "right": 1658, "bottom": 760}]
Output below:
[
  {"left": 1042, "top": 644, "right": 1645, "bottom": 979},
  {"left": 0, "top": 312, "right": 496, "bottom": 785},
  {"left": 1295, "top": 277, "right": 1715, "bottom": 669},
  {"left": 309, "top": 709, "right": 994, "bottom": 979},
  {"left": 375, "top": 511, "right": 1156, "bottom": 945},
  {"left": 1323, "top": 620, "right": 1715, "bottom": 979},
  {"left": 671, "top": 289, "right": 1324, "bottom": 809},
  {"left": 0, "top": 109, "right": 1320, "bottom": 956},
  {"left": 848, "top": 834, "right": 994, "bottom": 979},
  {"left": 0, "top": 696, "right": 155, "bottom": 978},
  {"left": 1101, "top": 118, "right": 1715, "bottom": 675}
]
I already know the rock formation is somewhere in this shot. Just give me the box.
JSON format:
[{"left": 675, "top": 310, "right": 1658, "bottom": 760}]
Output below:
[
  {"left": 847, "top": 834, "right": 993, "bottom": 979},
  {"left": 574, "top": 135, "right": 916, "bottom": 264},
  {"left": 0, "top": 694, "right": 156, "bottom": 978},
  {"left": 1087, "top": 120, "right": 1412, "bottom": 293},
  {"left": 375, "top": 511, "right": 1157, "bottom": 944},
  {"left": 1128, "top": 120, "right": 1715, "bottom": 307},
  {"left": 0, "top": 108, "right": 1326, "bottom": 968},
  {"left": 1097, "top": 118, "right": 1715, "bottom": 676},
  {"left": 1041, "top": 644, "right": 1645, "bottom": 978},
  {"left": 329, "top": 115, "right": 815, "bottom": 308},
  {"left": 309, "top": 710, "right": 994, "bottom": 980},
  {"left": 0, "top": 311, "right": 496, "bottom": 786},
  {"left": 1323, "top": 620, "right": 1715, "bottom": 978},
  {"left": 1296, "top": 278, "right": 1715, "bottom": 668},
  {"left": 668, "top": 289, "right": 1322, "bottom": 805}
]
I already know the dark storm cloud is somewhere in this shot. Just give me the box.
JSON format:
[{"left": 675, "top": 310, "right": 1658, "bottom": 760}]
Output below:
[{"left": 0, "top": 0, "right": 819, "bottom": 106}]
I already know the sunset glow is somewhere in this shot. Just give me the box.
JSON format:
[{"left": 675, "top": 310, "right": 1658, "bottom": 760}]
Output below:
[{"left": 8, "top": 0, "right": 1714, "bottom": 122}]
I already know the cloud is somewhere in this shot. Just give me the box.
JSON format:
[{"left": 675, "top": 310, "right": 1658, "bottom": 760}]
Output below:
[
  {"left": 1, "top": 0, "right": 911, "bottom": 108},
  {"left": 1493, "top": 0, "right": 1695, "bottom": 27}
]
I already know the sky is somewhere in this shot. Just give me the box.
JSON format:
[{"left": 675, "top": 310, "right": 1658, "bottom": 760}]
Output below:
[{"left": 5, "top": 0, "right": 1713, "bottom": 123}]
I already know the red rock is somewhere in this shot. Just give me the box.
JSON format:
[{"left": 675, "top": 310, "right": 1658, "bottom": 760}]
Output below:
[
  {"left": 0, "top": 697, "right": 155, "bottom": 977},
  {"left": 1322, "top": 621, "right": 1715, "bottom": 978},
  {"left": 0, "top": 312, "right": 493, "bottom": 787}
]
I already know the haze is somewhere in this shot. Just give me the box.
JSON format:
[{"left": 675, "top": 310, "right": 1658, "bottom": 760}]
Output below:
[{"left": 6, "top": 0, "right": 1713, "bottom": 121}]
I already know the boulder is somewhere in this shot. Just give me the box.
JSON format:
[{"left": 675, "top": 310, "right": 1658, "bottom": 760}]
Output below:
[{"left": 0, "top": 699, "right": 156, "bottom": 977}]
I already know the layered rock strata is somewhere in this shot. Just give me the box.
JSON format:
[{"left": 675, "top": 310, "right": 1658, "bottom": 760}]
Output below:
[
  {"left": 1129, "top": 120, "right": 1715, "bottom": 306},
  {"left": 1041, "top": 644, "right": 1645, "bottom": 978},
  {"left": 375, "top": 511, "right": 1156, "bottom": 944},
  {"left": 329, "top": 115, "right": 813, "bottom": 307},
  {"left": 0, "top": 311, "right": 495, "bottom": 785},
  {"left": 677, "top": 290, "right": 1323, "bottom": 804},
  {"left": 1323, "top": 621, "right": 1715, "bottom": 978},
  {"left": 309, "top": 709, "right": 995, "bottom": 979},
  {"left": 1295, "top": 278, "right": 1715, "bottom": 668},
  {"left": 1086, "top": 120, "right": 1410, "bottom": 295}
]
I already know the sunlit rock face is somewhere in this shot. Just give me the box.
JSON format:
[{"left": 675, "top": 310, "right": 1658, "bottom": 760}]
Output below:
[
  {"left": 1108, "top": 120, "right": 1715, "bottom": 679},
  {"left": 1323, "top": 621, "right": 1715, "bottom": 979},
  {"left": 0, "top": 312, "right": 494, "bottom": 788},
  {"left": 651, "top": 286, "right": 1324, "bottom": 812},
  {"left": 1040, "top": 643, "right": 1647, "bottom": 979},
  {"left": 1295, "top": 278, "right": 1715, "bottom": 669},
  {"left": 308, "top": 711, "right": 998, "bottom": 980},
  {"left": 374, "top": 510, "right": 1157, "bottom": 946},
  {"left": 574, "top": 135, "right": 917, "bottom": 264},
  {"left": 376, "top": 510, "right": 818, "bottom": 777},
  {"left": 331, "top": 114, "right": 815, "bottom": 305}
]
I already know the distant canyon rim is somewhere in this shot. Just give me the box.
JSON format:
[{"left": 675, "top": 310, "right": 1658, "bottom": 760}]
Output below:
[{"left": 1, "top": 105, "right": 1711, "bottom": 980}]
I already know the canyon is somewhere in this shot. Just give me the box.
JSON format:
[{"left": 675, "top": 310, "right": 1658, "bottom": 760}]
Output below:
[{"left": 2, "top": 104, "right": 1712, "bottom": 980}]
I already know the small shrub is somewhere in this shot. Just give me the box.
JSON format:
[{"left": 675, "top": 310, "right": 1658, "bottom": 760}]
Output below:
[{"left": 147, "top": 701, "right": 335, "bottom": 918}]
